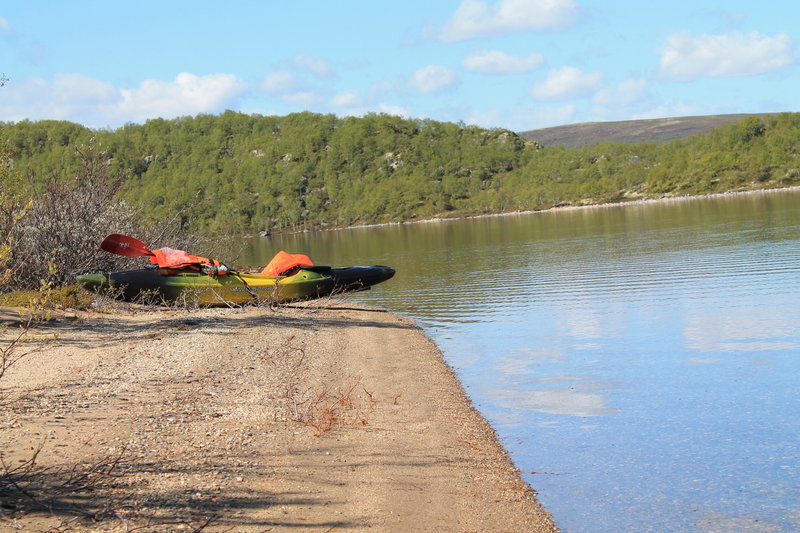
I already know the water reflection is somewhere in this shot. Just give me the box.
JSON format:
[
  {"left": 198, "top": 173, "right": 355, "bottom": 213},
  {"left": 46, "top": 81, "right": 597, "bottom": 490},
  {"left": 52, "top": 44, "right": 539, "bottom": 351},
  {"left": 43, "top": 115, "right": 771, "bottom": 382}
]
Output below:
[
  {"left": 490, "top": 382, "right": 621, "bottom": 417},
  {"left": 685, "top": 305, "right": 800, "bottom": 353},
  {"left": 241, "top": 190, "right": 800, "bottom": 532}
]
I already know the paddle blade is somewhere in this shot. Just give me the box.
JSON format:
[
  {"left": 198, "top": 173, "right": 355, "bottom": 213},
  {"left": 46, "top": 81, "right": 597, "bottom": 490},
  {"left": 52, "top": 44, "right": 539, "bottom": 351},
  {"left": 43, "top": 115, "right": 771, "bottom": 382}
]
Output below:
[{"left": 100, "top": 234, "right": 153, "bottom": 257}]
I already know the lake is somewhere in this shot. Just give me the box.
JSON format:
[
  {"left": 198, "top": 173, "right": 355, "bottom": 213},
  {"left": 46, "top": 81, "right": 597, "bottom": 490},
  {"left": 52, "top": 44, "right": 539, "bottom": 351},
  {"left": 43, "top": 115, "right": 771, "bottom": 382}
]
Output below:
[{"left": 241, "top": 190, "right": 800, "bottom": 532}]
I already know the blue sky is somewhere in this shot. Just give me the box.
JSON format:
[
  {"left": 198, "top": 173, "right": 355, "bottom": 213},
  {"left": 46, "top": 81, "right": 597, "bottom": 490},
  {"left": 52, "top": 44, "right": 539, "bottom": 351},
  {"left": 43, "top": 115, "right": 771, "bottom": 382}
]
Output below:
[{"left": 1, "top": 1, "right": 797, "bottom": 131}]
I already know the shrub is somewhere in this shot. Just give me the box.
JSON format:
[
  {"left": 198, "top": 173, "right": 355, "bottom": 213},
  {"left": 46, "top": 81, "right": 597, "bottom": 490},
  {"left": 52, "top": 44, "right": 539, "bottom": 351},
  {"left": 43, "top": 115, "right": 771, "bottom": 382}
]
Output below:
[{"left": 8, "top": 139, "right": 144, "bottom": 289}]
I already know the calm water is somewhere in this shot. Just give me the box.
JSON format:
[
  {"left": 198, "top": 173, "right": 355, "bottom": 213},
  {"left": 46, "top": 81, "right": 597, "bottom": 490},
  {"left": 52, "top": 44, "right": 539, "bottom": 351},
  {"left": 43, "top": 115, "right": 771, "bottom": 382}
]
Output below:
[{"left": 241, "top": 191, "right": 800, "bottom": 532}]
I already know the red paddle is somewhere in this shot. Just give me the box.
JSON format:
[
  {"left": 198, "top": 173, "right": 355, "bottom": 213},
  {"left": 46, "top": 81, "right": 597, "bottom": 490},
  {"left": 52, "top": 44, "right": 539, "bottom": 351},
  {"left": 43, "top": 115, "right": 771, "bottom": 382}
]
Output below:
[{"left": 100, "top": 234, "right": 154, "bottom": 257}]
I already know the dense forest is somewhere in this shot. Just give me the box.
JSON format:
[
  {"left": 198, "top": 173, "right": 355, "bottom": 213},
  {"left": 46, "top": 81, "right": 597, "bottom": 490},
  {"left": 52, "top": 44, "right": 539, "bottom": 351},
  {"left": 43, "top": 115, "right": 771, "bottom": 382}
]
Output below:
[{"left": 2, "top": 111, "right": 799, "bottom": 236}]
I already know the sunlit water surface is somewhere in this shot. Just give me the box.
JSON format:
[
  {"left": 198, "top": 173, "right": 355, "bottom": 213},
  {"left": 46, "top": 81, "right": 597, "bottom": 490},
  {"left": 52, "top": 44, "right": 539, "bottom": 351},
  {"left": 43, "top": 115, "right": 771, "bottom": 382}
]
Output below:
[{"left": 241, "top": 190, "right": 800, "bottom": 532}]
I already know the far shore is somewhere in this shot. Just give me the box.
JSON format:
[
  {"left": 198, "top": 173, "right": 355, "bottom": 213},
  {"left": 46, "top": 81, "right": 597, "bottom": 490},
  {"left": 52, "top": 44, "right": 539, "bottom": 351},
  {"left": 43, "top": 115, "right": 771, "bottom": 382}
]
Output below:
[{"left": 261, "top": 184, "right": 800, "bottom": 237}]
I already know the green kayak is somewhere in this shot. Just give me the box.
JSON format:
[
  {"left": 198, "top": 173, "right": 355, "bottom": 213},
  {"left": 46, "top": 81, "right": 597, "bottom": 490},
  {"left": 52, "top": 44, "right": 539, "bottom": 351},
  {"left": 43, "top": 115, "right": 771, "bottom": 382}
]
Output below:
[{"left": 76, "top": 265, "right": 395, "bottom": 306}]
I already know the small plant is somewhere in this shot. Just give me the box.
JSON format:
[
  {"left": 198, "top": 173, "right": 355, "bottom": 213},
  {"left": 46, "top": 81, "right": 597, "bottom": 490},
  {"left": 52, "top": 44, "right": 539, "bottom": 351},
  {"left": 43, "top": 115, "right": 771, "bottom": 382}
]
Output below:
[
  {"left": 298, "top": 377, "right": 375, "bottom": 436},
  {"left": 0, "top": 282, "right": 56, "bottom": 405},
  {"left": 265, "top": 337, "right": 376, "bottom": 436}
]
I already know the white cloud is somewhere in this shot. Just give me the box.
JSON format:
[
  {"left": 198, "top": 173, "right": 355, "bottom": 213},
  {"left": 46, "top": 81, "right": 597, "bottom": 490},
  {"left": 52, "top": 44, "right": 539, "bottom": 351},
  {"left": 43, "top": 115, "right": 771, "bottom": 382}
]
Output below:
[
  {"left": 293, "top": 54, "right": 334, "bottom": 78},
  {"left": 53, "top": 73, "right": 118, "bottom": 104},
  {"left": 331, "top": 90, "right": 362, "bottom": 107},
  {"left": 593, "top": 78, "right": 648, "bottom": 107},
  {"left": 260, "top": 71, "right": 301, "bottom": 94},
  {"left": 409, "top": 65, "right": 459, "bottom": 94},
  {"left": 468, "top": 103, "right": 575, "bottom": 130},
  {"left": 659, "top": 31, "right": 796, "bottom": 82},
  {"left": 281, "top": 91, "right": 320, "bottom": 107},
  {"left": 0, "top": 16, "right": 11, "bottom": 34},
  {"left": 336, "top": 102, "right": 409, "bottom": 119},
  {"left": 259, "top": 71, "right": 325, "bottom": 107},
  {"left": 532, "top": 66, "right": 603, "bottom": 100},
  {"left": 0, "top": 72, "right": 247, "bottom": 127},
  {"left": 0, "top": 75, "right": 117, "bottom": 123},
  {"left": 462, "top": 49, "right": 545, "bottom": 75},
  {"left": 589, "top": 79, "right": 655, "bottom": 122},
  {"left": 631, "top": 101, "right": 708, "bottom": 121},
  {"left": 440, "top": 0, "right": 578, "bottom": 42},
  {"left": 116, "top": 73, "right": 247, "bottom": 121},
  {"left": 374, "top": 103, "right": 409, "bottom": 116},
  {"left": 330, "top": 87, "right": 407, "bottom": 118}
]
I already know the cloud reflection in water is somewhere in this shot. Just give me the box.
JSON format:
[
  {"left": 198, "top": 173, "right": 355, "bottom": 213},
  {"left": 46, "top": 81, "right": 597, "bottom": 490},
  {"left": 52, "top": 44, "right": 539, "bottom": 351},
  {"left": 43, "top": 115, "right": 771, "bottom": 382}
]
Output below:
[{"left": 490, "top": 378, "right": 621, "bottom": 417}]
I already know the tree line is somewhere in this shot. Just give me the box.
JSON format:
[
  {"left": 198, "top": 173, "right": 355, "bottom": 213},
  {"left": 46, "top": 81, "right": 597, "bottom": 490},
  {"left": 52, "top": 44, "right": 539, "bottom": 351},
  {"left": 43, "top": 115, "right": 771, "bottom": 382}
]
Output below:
[{"left": 2, "top": 111, "right": 799, "bottom": 238}]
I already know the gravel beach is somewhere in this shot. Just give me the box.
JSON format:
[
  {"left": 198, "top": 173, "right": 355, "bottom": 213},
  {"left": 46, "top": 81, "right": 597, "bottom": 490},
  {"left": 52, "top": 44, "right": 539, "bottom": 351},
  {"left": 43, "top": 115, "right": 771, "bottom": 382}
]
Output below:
[{"left": 1, "top": 303, "right": 557, "bottom": 532}]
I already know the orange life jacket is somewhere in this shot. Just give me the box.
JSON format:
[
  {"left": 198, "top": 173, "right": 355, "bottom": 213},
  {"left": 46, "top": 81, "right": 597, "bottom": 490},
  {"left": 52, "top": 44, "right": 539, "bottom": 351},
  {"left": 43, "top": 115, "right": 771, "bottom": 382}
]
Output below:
[
  {"left": 149, "top": 247, "right": 225, "bottom": 274},
  {"left": 259, "top": 250, "right": 314, "bottom": 276}
]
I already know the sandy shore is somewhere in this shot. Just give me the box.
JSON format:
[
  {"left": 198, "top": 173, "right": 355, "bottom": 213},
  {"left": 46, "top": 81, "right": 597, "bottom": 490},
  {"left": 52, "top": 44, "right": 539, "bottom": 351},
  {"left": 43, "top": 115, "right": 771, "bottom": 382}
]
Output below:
[{"left": 1, "top": 303, "right": 557, "bottom": 532}]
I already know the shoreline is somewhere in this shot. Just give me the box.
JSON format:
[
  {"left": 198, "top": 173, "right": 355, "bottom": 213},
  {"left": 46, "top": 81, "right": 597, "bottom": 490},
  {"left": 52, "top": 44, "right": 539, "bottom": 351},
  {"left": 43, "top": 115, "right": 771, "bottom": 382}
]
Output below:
[
  {"left": 263, "top": 184, "right": 800, "bottom": 237},
  {"left": 1, "top": 303, "right": 558, "bottom": 532},
  {"left": 345, "top": 183, "right": 800, "bottom": 229}
]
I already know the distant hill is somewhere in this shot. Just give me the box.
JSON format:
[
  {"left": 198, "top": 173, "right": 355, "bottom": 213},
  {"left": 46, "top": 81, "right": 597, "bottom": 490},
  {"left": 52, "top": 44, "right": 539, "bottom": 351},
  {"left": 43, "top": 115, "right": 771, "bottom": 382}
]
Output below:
[
  {"left": 4, "top": 112, "right": 800, "bottom": 238},
  {"left": 519, "top": 113, "right": 780, "bottom": 148}
]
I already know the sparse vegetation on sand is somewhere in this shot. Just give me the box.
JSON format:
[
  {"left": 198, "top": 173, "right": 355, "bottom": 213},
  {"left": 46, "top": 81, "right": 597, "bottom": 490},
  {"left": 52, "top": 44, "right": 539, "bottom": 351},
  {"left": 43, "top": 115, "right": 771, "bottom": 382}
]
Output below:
[{"left": 1, "top": 304, "right": 558, "bottom": 532}]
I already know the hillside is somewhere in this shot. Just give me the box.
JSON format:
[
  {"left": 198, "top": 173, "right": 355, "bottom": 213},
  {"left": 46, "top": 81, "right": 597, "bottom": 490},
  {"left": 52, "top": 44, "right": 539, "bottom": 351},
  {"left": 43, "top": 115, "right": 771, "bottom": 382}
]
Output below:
[
  {"left": 2, "top": 112, "right": 800, "bottom": 240},
  {"left": 519, "top": 113, "right": 780, "bottom": 148}
]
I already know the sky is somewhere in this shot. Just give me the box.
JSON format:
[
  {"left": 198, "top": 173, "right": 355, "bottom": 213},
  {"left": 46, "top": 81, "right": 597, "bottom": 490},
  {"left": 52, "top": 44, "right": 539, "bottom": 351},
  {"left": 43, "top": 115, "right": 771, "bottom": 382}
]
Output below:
[{"left": 0, "top": 1, "right": 798, "bottom": 132}]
